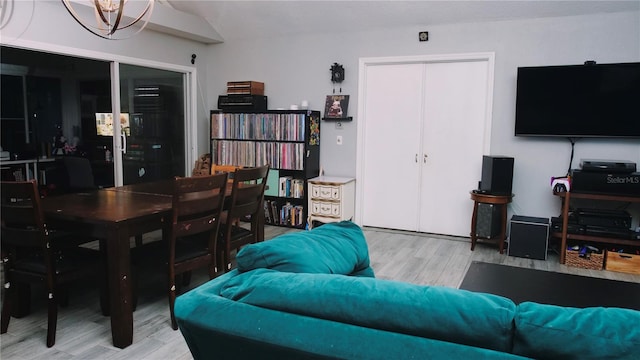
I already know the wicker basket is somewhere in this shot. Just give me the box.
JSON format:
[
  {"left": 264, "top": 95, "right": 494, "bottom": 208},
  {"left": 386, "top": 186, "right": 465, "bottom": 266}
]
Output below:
[{"left": 565, "top": 249, "right": 604, "bottom": 270}]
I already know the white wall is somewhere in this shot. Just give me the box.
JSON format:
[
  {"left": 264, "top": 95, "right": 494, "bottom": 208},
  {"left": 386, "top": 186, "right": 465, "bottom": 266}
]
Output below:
[{"left": 208, "top": 11, "right": 640, "bottom": 222}]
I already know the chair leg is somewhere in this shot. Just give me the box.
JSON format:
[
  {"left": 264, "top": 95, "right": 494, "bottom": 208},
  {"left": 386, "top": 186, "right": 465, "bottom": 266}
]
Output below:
[
  {"left": 1, "top": 281, "right": 13, "bottom": 334},
  {"left": 225, "top": 243, "right": 232, "bottom": 271},
  {"left": 207, "top": 262, "right": 217, "bottom": 279},
  {"left": 169, "top": 279, "right": 178, "bottom": 330},
  {"left": 46, "top": 292, "right": 58, "bottom": 347}
]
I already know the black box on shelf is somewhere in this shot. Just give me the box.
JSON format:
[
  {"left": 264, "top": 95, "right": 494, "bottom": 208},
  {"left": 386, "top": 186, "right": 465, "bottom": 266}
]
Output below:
[
  {"left": 570, "top": 170, "right": 640, "bottom": 196},
  {"left": 509, "top": 215, "right": 549, "bottom": 260},
  {"left": 217, "top": 95, "right": 267, "bottom": 111}
]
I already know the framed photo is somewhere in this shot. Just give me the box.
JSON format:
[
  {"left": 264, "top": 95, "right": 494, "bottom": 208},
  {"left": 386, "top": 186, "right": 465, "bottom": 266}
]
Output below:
[{"left": 324, "top": 95, "right": 349, "bottom": 118}]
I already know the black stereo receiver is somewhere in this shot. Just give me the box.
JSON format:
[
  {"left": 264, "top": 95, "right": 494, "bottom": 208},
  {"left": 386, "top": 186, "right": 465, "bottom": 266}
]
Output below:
[
  {"left": 570, "top": 170, "right": 640, "bottom": 196},
  {"left": 580, "top": 159, "right": 636, "bottom": 173},
  {"left": 218, "top": 95, "right": 268, "bottom": 111},
  {"left": 575, "top": 208, "right": 632, "bottom": 229}
]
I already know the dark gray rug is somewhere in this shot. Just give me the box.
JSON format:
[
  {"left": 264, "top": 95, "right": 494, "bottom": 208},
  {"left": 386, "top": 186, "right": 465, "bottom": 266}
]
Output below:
[{"left": 459, "top": 261, "right": 640, "bottom": 310}]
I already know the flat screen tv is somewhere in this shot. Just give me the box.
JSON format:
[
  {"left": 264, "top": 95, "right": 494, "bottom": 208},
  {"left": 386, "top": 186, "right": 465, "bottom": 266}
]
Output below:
[{"left": 514, "top": 62, "right": 640, "bottom": 138}]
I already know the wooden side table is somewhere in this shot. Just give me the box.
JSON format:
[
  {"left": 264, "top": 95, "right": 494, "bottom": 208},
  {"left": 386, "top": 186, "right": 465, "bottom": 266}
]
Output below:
[
  {"left": 469, "top": 191, "right": 513, "bottom": 254},
  {"left": 307, "top": 176, "right": 355, "bottom": 229}
]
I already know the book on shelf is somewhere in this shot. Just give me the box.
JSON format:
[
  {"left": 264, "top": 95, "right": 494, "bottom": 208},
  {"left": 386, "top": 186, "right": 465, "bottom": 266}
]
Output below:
[
  {"left": 279, "top": 176, "right": 293, "bottom": 197},
  {"left": 277, "top": 176, "right": 304, "bottom": 198},
  {"left": 263, "top": 200, "right": 304, "bottom": 228},
  {"left": 292, "top": 179, "right": 304, "bottom": 198}
]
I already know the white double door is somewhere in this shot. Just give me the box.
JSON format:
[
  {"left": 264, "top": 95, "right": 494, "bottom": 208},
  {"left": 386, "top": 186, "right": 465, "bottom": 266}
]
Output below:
[{"left": 358, "top": 54, "right": 493, "bottom": 236}]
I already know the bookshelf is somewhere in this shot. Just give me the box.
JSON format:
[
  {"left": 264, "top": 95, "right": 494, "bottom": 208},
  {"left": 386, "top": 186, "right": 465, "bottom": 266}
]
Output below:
[{"left": 210, "top": 110, "right": 321, "bottom": 229}]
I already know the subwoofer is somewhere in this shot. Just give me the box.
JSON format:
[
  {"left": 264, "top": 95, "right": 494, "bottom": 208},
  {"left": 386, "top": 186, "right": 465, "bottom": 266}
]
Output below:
[
  {"left": 476, "top": 203, "right": 501, "bottom": 239},
  {"left": 508, "top": 215, "right": 549, "bottom": 260},
  {"left": 479, "top": 156, "right": 514, "bottom": 195}
]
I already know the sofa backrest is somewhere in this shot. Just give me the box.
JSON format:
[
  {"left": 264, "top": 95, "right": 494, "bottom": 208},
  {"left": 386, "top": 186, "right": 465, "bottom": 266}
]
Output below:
[
  {"left": 220, "top": 269, "right": 517, "bottom": 353},
  {"left": 235, "top": 221, "right": 374, "bottom": 276}
]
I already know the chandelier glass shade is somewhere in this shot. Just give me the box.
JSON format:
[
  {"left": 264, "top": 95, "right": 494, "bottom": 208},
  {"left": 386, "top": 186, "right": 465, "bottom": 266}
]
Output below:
[{"left": 61, "top": 0, "right": 155, "bottom": 40}]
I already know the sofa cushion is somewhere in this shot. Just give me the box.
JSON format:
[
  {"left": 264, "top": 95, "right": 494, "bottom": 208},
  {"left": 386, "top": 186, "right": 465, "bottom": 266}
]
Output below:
[
  {"left": 513, "top": 302, "right": 640, "bottom": 360},
  {"left": 220, "top": 268, "right": 516, "bottom": 353},
  {"left": 236, "top": 221, "right": 373, "bottom": 276}
]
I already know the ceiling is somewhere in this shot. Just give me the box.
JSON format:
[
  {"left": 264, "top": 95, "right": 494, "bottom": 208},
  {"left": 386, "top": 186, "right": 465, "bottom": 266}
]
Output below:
[{"left": 161, "top": 1, "right": 640, "bottom": 41}]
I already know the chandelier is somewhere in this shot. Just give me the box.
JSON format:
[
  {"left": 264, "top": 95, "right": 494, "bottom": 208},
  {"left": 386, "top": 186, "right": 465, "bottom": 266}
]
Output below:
[{"left": 61, "top": 0, "right": 155, "bottom": 40}]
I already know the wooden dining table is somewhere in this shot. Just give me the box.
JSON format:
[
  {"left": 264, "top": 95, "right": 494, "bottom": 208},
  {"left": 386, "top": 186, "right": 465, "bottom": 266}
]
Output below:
[{"left": 40, "top": 179, "right": 264, "bottom": 349}]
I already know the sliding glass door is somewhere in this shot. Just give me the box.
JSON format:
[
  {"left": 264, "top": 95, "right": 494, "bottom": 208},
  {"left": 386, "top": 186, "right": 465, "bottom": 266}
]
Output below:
[
  {"left": 117, "top": 64, "right": 185, "bottom": 185},
  {"left": 2, "top": 46, "right": 190, "bottom": 189}
]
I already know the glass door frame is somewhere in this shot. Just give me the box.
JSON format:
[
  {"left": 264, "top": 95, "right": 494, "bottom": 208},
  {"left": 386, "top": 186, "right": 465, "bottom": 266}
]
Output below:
[{"left": 7, "top": 39, "right": 198, "bottom": 187}]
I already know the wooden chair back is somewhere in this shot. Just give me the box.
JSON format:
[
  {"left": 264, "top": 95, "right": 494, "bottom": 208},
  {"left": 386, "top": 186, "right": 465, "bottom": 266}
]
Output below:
[
  {"left": 218, "top": 164, "right": 270, "bottom": 271},
  {"left": 170, "top": 173, "right": 228, "bottom": 241},
  {"left": 210, "top": 164, "right": 242, "bottom": 177},
  {"left": 0, "top": 180, "right": 100, "bottom": 347},
  {"left": 166, "top": 172, "right": 228, "bottom": 329},
  {"left": 0, "top": 180, "right": 53, "bottom": 277}
]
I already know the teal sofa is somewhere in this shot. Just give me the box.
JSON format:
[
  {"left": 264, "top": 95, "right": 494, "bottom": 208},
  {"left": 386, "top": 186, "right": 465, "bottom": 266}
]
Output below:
[{"left": 175, "top": 221, "right": 640, "bottom": 360}]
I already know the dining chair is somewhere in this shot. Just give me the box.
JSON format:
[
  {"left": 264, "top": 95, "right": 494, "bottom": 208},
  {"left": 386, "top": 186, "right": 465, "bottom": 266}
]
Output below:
[
  {"left": 0, "top": 180, "right": 101, "bottom": 347},
  {"left": 217, "top": 164, "right": 270, "bottom": 272},
  {"left": 46, "top": 156, "right": 97, "bottom": 196},
  {"left": 209, "top": 163, "right": 242, "bottom": 226},
  {"left": 166, "top": 173, "right": 229, "bottom": 330},
  {"left": 210, "top": 164, "right": 242, "bottom": 178}
]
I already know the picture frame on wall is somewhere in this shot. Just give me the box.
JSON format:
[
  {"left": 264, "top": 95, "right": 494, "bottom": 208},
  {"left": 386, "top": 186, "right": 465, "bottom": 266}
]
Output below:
[{"left": 324, "top": 95, "right": 349, "bottom": 119}]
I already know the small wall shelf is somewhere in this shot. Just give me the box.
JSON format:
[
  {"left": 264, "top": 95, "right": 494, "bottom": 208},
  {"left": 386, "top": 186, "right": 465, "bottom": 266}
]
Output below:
[{"left": 322, "top": 117, "right": 352, "bottom": 122}]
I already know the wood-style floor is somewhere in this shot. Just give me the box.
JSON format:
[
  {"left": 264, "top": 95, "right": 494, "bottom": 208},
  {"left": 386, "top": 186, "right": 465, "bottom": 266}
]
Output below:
[{"left": 1, "top": 225, "right": 638, "bottom": 359}]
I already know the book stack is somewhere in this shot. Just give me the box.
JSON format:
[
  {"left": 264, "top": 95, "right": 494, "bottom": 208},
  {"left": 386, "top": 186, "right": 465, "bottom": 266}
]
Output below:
[
  {"left": 227, "top": 81, "right": 264, "bottom": 95},
  {"left": 263, "top": 200, "right": 305, "bottom": 228},
  {"left": 278, "top": 176, "right": 304, "bottom": 198}
]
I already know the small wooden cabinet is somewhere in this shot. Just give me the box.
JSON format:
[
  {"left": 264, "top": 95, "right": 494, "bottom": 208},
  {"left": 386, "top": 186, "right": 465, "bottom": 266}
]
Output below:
[{"left": 307, "top": 176, "right": 355, "bottom": 228}]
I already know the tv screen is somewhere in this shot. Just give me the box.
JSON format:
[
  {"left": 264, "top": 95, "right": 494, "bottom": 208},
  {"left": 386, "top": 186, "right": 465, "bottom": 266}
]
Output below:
[
  {"left": 95, "top": 113, "right": 130, "bottom": 136},
  {"left": 514, "top": 62, "right": 640, "bottom": 138}
]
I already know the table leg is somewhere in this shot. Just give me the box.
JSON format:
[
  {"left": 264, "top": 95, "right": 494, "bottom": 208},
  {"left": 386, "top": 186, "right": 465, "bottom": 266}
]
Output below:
[
  {"left": 106, "top": 226, "right": 134, "bottom": 349},
  {"left": 499, "top": 204, "right": 508, "bottom": 254},
  {"left": 470, "top": 201, "right": 479, "bottom": 251}
]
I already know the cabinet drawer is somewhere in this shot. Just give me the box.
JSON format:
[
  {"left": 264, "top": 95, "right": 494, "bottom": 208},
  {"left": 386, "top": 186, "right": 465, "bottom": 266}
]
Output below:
[
  {"left": 310, "top": 201, "right": 337, "bottom": 217},
  {"left": 310, "top": 184, "right": 341, "bottom": 200},
  {"left": 311, "top": 201, "right": 321, "bottom": 215}
]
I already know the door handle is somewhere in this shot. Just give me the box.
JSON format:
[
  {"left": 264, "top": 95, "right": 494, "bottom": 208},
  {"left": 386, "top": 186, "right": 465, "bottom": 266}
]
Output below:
[
  {"left": 415, "top": 154, "right": 418, "bottom": 163},
  {"left": 121, "top": 132, "right": 127, "bottom": 154},
  {"left": 423, "top": 154, "right": 428, "bottom": 163}
]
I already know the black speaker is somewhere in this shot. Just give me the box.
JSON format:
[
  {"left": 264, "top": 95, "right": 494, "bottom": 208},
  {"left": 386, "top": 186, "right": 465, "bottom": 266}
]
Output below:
[
  {"left": 479, "top": 156, "right": 514, "bottom": 195},
  {"left": 508, "top": 215, "right": 549, "bottom": 260},
  {"left": 476, "top": 203, "right": 501, "bottom": 239}
]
